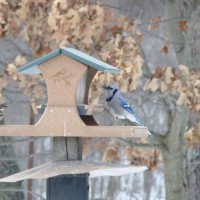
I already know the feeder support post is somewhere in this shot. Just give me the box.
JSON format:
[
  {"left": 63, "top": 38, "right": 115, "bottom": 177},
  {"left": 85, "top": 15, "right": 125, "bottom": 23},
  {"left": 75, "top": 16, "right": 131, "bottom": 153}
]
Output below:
[{"left": 47, "top": 137, "right": 89, "bottom": 200}]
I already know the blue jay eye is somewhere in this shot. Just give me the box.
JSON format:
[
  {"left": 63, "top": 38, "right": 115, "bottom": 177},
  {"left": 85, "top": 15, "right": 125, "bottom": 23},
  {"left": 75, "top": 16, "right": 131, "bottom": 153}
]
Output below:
[{"left": 108, "top": 86, "right": 113, "bottom": 90}]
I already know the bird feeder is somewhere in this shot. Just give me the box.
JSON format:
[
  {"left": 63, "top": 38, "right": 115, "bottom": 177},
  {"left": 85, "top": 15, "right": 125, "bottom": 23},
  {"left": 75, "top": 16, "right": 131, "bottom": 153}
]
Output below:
[
  {"left": 0, "top": 48, "right": 148, "bottom": 190},
  {"left": 0, "top": 47, "right": 148, "bottom": 138}
]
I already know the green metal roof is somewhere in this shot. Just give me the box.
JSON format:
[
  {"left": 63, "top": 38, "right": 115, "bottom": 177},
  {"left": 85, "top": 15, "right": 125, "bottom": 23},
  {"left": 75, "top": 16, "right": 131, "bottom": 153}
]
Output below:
[{"left": 18, "top": 48, "right": 120, "bottom": 74}]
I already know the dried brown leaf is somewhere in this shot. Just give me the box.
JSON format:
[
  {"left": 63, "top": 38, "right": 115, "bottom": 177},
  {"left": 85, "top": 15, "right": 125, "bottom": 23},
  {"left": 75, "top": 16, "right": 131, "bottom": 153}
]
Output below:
[
  {"left": 160, "top": 81, "right": 168, "bottom": 93},
  {"left": 173, "top": 79, "right": 182, "bottom": 92},
  {"left": 165, "top": 66, "right": 174, "bottom": 84},
  {"left": 102, "top": 146, "right": 120, "bottom": 162},
  {"left": 99, "top": 51, "right": 111, "bottom": 61},
  {"left": 15, "top": 55, "right": 26, "bottom": 66},
  {"left": 176, "top": 92, "right": 187, "bottom": 105},
  {"left": 148, "top": 16, "right": 162, "bottom": 30},
  {"left": 178, "top": 64, "right": 189, "bottom": 76},
  {"left": 160, "top": 42, "right": 169, "bottom": 54},
  {"left": 146, "top": 78, "right": 160, "bottom": 92},
  {"left": 125, "top": 147, "right": 132, "bottom": 160},
  {"left": 6, "top": 63, "right": 17, "bottom": 75},
  {"left": 178, "top": 20, "right": 188, "bottom": 32}
]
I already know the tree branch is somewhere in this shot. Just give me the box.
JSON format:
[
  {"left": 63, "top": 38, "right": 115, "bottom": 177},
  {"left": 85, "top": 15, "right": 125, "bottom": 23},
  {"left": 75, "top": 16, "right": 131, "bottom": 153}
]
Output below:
[
  {"left": 0, "top": 189, "right": 45, "bottom": 200},
  {"left": 115, "top": 137, "right": 163, "bottom": 150},
  {"left": 139, "top": 27, "right": 185, "bottom": 45},
  {"left": 9, "top": 37, "right": 32, "bottom": 58},
  {"left": 138, "top": 17, "right": 190, "bottom": 27}
]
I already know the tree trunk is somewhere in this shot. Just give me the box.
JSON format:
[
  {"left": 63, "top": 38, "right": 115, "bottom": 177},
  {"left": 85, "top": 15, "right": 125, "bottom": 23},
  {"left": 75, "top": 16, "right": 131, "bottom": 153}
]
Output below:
[
  {"left": 161, "top": 106, "right": 188, "bottom": 200},
  {"left": 165, "top": 0, "right": 200, "bottom": 67},
  {"left": 162, "top": 149, "right": 184, "bottom": 200},
  {"left": 165, "top": 1, "right": 200, "bottom": 199},
  {"left": 165, "top": 0, "right": 186, "bottom": 65},
  {"left": 184, "top": 145, "right": 200, "bottom": 200}
]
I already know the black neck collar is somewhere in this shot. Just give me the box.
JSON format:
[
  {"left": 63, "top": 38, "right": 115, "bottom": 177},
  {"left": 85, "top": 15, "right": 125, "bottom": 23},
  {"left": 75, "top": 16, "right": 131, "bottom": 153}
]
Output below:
[{"left": 106, "top": 89, "right": 118, "bottom": 102}]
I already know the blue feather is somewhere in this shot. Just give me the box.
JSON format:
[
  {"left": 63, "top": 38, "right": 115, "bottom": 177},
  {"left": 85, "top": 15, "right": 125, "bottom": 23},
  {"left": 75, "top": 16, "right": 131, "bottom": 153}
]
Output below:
[{"left": 118, "top": 97, "right": 143, "bottom": 125}]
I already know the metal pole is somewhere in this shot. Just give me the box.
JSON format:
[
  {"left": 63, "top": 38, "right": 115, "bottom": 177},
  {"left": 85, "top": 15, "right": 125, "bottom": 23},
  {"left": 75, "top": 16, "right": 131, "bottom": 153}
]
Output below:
[{"left": 47, "top": 173, "right": 89, "bottom": 200}]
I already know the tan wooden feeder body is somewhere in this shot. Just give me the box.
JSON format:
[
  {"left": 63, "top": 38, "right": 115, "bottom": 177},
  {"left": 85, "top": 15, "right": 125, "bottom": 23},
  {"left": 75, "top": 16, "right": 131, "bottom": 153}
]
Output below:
[{"left": 0, "top": 48, "right": 148, "bottom": 182}]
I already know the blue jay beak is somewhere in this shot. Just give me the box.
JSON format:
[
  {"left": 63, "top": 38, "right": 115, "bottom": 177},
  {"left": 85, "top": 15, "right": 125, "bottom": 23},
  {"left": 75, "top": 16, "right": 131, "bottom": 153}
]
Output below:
[{"left": 103, "top": 86, "right": 108, "bottom": 90}]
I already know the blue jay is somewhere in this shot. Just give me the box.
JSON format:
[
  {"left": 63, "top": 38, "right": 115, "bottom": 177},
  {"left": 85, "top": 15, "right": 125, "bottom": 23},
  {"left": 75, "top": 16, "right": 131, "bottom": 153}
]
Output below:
[{"left": 103, "top": 84, "right": 151, "bottom": 135}]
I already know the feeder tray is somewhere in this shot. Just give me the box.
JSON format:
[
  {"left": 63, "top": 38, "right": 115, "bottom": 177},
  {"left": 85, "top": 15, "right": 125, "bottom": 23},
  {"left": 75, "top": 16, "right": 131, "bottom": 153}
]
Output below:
[{"left": 0, "top": 161, "right": 147, "bottom": 182}]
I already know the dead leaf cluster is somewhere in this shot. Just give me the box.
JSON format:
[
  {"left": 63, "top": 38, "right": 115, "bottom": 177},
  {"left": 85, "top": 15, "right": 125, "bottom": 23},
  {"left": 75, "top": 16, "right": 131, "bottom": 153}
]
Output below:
[
  {"left": 0, "top": 0, "right": 144, "bottom": 104},
  {"left": 185, "top": 122, "right": 200, "bottom": 149},
  {"left": 6, "top": 55, "right": 45, "bottom": 102},
  {"left": 144, "top": 65, "right": 200, "bottom": 112}
]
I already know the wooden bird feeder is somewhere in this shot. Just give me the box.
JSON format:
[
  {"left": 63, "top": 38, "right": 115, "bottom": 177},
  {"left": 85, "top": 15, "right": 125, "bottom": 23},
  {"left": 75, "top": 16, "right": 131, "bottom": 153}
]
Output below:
[
  {"left": 0, "top": 48, "right": 148, "bottom": 197},
  {"left": 0, "top": 47, "right": 149, "bottom": 138}
]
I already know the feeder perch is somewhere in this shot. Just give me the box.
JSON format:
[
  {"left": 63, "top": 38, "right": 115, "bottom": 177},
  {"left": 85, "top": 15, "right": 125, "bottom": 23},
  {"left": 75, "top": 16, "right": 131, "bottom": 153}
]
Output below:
[{"left": 0, "top": 47, "right": 149, "bottom": 138}]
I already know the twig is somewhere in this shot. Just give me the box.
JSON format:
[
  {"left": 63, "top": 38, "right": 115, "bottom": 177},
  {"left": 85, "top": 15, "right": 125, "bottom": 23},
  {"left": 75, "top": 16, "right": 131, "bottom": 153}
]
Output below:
[
  {"left": 138, "top": 17, "right": 190, "bottom": 27},
  {"left": 139, "top": 27, "right": 185, "bottom": 45},
  {"left": 0, "top": 152, "right": 52, "bottom": 161},
  {"left": 115, "top": 138, "right": 163, "bottom": 150},
  {"left": 0, "top": 188, "right": 45, "bottom": 200},
  {"left": 9, "top": 37, "right": 32, "bottom": 58}
]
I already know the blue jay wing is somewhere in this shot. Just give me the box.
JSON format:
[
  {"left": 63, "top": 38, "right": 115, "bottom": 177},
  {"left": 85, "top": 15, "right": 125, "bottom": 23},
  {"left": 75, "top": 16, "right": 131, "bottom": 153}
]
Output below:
[
  {"left": 118, "top": 97, "right": 134, "bottom": 114},
  {"left": 118, "top": 97, "right": 143, "bottom": 126},
  {"left": 123, "top": 104, "right": 135, "bottom": 115}
]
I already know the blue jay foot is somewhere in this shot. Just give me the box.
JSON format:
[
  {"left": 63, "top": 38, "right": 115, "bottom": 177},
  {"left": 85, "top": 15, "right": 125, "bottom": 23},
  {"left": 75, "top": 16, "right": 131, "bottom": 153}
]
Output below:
[
  {"left": 111, "top": 117, "right": 118, "bottom": 126},
  {"left": 125, "top": 117, "right": 128, "bottom": 126}
]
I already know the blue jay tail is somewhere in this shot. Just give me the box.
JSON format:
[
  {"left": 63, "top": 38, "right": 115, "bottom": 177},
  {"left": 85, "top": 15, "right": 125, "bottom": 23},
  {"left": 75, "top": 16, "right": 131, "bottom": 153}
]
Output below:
[
  {"left": 129, "top": 118, "right": 151, "bottom": 136},
  {"left": 147, "top": 130, "right": 151, "bottom": 136}
]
